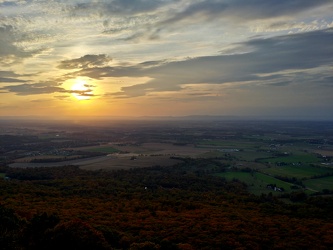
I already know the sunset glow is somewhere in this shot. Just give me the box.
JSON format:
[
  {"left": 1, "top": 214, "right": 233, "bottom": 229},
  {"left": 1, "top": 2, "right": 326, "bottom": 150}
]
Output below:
[
  {"left": 71, "top": 80, "right": 92, "bottom": 101},
  {"left": 0, "top": 1, "right": 332, "bottom": 120}
]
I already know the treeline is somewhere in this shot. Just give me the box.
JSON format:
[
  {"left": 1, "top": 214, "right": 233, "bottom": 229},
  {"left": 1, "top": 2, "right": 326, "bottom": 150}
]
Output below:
[
  {"left": 29, "top": 151, "right": 105, "bottom": 163},
  {"left": 1, "top": 159, "right": 333, "bottom": 249}
]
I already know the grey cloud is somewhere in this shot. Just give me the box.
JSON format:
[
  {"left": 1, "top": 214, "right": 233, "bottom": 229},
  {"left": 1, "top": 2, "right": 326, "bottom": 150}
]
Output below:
[
  {"left": 0, "top": 25, "right": 26, "bottom": 57},
  {"left": 139, "top": 60, "right": 168, "bottom": 68},
  {"left": 161, "top": 0, "right": 332, "bottom": 26},
  {"left": 77, "top": 65, "right": 142, "bottom": 80},
  {"left": 0, "top": 70, "right": 21, "bottom": 78},
  {"left": 0, "top": 77, "right": 26, "bottom": 83},
  {"left": 0, "top": 24, "right": 45, "bottom": 65},
  {"left": 76, "top": 28, "right": 333, "bottom": 98},
  {"left": 0, "top": 83, "right": 65, "bottom": 96},
  {"left": 71, "top": 0, "right": 177, "bottom": 16},
  {"left": 0, "top": 70, "right": 27, "bottom": 83},
  {"left": 58, "top": 54, "right": 112, "bottom": 70}
]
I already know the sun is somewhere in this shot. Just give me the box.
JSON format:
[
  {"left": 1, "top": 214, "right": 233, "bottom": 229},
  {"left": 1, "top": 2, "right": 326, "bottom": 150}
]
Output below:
[{"left": 71, "top": 79, "right": 93, "bottom": 100}]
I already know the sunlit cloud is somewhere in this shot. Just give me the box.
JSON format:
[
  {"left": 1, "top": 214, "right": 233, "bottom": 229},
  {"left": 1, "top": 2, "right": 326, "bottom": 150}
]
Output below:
[
  {"left": 0, "top": 0, "right": 332, "bottom": 118},
  {"left": 58, "top": 54, "right": 112, "bottom": 70},
  {"left": 74, "top": 28, "right": 333, "bottom": 98}
]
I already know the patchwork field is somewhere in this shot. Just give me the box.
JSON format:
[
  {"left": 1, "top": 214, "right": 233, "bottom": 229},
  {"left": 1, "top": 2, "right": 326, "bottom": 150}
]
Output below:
[
  {"left": 303, "top": 176, "right": 333, "bottom": 191},
  {"left": 75, "top": 142, "right": 211, "bottom": 170},
  {"left": 262, "top": 166, "right": 333, "bottom": 179},
  {"left": 215, "top": 171, "right": 301, "bottom": 195},
  {"left": 81, "top": 155, "right": 181, "bottom": 170},
  {"left": 14, "top": 155, "right": 82, "bottom": 163},
  {"left": 3, "top": 120, "right": 332, "bottom": 199},
  {"left": 73, "top": 142, "right": 211, "bottom": 157},
  {"left": 260, "top": 165, "right": 333, "bottom": 179},
  {"left": 313, "top": 149, "right": 333, "bottom": 157},
  {"left": 257, "top": 152, "right": 321, "bottom": 164}
]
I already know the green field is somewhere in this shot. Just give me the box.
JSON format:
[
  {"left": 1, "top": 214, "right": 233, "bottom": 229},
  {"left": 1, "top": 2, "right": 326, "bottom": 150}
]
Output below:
[
  {"left": 260, "top": 165, "right": 333, "bottom": 179},
  {"left": 303, "top": 176, "right": 333, "bottom": 192},
  {"left": 258, "top": 152, "right": 321, "bottom": 164},
  {"left": 0, "top": 173, "right": 5, "bottom": 178},
  {"left": 215, "top": 171, "right": 299, "bottom": 195},
  {"left": 233, "top": 150, "right": 273, "bottom": 161}
]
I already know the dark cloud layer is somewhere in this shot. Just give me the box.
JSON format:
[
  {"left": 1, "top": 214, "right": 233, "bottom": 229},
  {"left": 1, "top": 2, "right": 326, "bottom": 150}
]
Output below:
[
  {"left": 0, "top": 83, "right": 65, "bottom": 96},
  {"left": 74, "top": 28, "right": 333, "bottom": 97},
  {"left": 0, "top": 71, "right": 27, "bottom": 83},
  {"left": 162, "top": 0, "right": 332, "bottom": 25},
  {"left": 0, "top": 24, "right": 46, "bottom": 65},
  {"left": 0, "top": 25, "right": 30, "bottom": 65},
  {"left": 71, "top": 0, "right": 177, "bottom": 16},
  {"left": 0, "top": 77, "right": 26, "bottom": 83},
  {"left": 58, "top": 54, "right": 112, "bottom": 70},
  {"left": 2, "top": 28, "right": 331, "bottom": 97}
]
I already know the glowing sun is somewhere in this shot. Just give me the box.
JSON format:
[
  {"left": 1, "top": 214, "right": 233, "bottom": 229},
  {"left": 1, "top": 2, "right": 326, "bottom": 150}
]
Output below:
[{"left": 71, "top": 80, "right": 93, "bottom": 100}]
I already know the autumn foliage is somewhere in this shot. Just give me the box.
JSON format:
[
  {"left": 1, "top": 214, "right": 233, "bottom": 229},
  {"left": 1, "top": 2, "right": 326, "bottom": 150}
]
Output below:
[{"left": 1, "top": 159, "right": 333, "bottom": 249}]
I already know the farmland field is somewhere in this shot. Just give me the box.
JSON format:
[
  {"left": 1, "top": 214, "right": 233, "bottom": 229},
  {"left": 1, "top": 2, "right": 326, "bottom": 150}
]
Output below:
[
  {"left": 215, "top": 171, "right": 300, "bottom": 195},
  {"left": 82, "top": 146, "right": 119, "bottom": 154},
  {"left": 313, "top": 149, "right": 333, "bottom": 157},
  {"left": 260, "top": 165, "right": 333, "bottom": 179},
  {"left": 73, "top": 142, "right": 210, "bottom": 156},
  {"left": 197, "top": 139, "right": 262, "bottom": 149},
  {"left": 71, "top": 145, "right": 120, "bottom": 154},
  {"left": 303, "top": 176, "right": 333, "bottom": 191},
  {"left": 14, "top": 155, "right": 82, "bottom": 163},
  {"left": 81, "top": 155, "right": 181, "bottom": 170},
  {"left": 2, "top": 119, "right": 333, "bottom": 197},
  {"left": 233, "top": 150, "right": 273, "bottom": 161},
  {"left": 257, "top": 152, "right": 321, "bottom": 164}
]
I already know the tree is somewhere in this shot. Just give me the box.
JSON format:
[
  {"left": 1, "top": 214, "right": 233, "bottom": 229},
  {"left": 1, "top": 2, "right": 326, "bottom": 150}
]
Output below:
[{"left": 47, "top": 219, "right": 110, "bottom": 250}]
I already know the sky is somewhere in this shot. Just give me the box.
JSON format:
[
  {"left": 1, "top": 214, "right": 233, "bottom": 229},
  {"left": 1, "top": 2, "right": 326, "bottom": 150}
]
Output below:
[{"left": 0, "top": 0, "right": 333, "bottom": 120}]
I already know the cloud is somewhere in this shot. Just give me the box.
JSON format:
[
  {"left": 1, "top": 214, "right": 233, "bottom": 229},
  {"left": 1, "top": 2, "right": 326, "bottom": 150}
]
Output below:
[
  {"left": 253, "top": 20, "right": 333, "bottom": 33},
  {"left": 0, "top": 83, "right": 66, "bottom": 96},
  {"left": 0, "top": 25, "right": 27, "bottom": 64},
  {"left": 0, "top": 24, "right": 48, "bottom": 65},
  {"left": 70, "top": 0, "right": 177, "bottom": 16},
  {"left": 0, "top": 77, "right": 27, "bottom": 83},
  {"left": 76, "top": 28, "right": 333, "bottom": 98},
  {"left": 0, "top": 79, "right": 98, "bottom": 98},
  {"left": 0, "top": 70, "right": 27, "bottom": 83},
  {"left": 58, "top": 54, "right": 112, "bottom": 70},
  {"left": 161, "top": 0, "right": 332, "bottom": 26},
  {"left": 0, "top": 71, "right": 21, "bottom": 78}
]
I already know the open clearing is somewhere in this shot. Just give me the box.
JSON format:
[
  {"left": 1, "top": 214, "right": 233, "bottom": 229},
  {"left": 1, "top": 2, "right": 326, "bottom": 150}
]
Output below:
[
  {"left": 80, "top": 155, "right": 181, "bottom": 170},
  {"left": 260, "top": 165, "right": 333, "bottom": 179},
  {"left": 257, "top": 152, "right": 321, "bottom": 164},
  {"left": 14, "top": 155, "right": 82, "bottom": 163},
  {"left": 196, "top": 140, "right": 263, "bottom": 149},
  {"left": 313, "top": 149, "right": 333, "bottom": 157},
  {"left": 215, "top": 171, "right": 299, "bottom": 195},
  {"left": 111, "top": 142, "right": 210, "bottom": 156},
  {"left": 71, "top": 142, "right": 210, "bottom": 156},
  {"left": 303, "top": 176, "right": 333, "bottom": 191},
  {"left": 84, "top": 146, "right": 119, "bottom": 154},
  {"left": 9, "top": 143, "right": 210, "bottom": 170},
  {"left": 9, "top": 154, "right": 181, "bottom": 170}
]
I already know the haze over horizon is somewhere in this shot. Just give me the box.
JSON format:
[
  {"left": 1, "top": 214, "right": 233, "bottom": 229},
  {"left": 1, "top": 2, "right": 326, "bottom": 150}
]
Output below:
[{"left": 1, "top": 0, "right": 333, "bottom": 120}]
